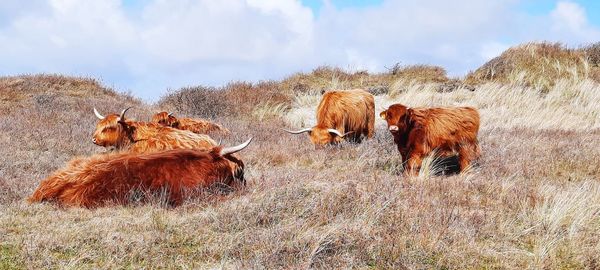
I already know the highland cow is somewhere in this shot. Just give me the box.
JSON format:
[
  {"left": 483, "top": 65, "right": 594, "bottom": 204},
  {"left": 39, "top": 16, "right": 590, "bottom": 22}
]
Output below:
[
  {"left": 28, "top": 138, "right": 252, "bottom": 207},
  {"left": 152, "top": 111, "right": 230, "bottom": 135},
  {"left": 380, "top": 104, "right": 480, "bottom": 175},
  {"left": 93, "top": 108, "right": 217, "bottom": 153},
  {"left": 284, "top": 89, "right": 375, "bottom": 146}
]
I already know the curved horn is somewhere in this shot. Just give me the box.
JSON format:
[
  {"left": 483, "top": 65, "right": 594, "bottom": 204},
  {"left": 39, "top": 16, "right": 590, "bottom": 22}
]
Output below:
[
  {"left": 119, "top": 107, "right": 133, "bottom": 121},
  {"left": 93, "top": 108, "right": 105, "bottom": 120},
  {"left": 282, "top": 128, "right": 312, "bottom": 134},
  {"left": 118, "top": 107, "right": 132, "bottom": 121},
  {"left": 220, "top": 138, "right": 253, "bottom": 156},
  {"left": 327, "top": 129, "right": 343, "bottom": 137},
  {"left": 327, "top": 129, "right": 354, "bottom": 137},
  {"left": 168, "top": 112, "right": 174, "bottom": 117}
]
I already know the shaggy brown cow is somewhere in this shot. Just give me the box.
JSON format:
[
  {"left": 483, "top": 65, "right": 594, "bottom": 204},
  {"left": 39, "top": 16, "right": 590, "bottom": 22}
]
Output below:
[
  {"left": 152, "top": 111, "right": 230, "bottom": 135},
  {"left": 93, "top": 108, "right": 217, "bottom": 153},
  {"left": 380, "top": 104, "right": 480, "bottom": 175},
  {"left": 28, "top": 138, "right": 252, "bottom": 207},
  {"left": 284, "top": 89, "right": 375, "bottom": 145}
]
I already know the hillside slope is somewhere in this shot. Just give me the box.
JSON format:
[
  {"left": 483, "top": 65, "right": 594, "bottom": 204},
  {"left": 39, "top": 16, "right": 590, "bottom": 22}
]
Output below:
[
  {"left": 0, "top": 75, "right": 148, "bottom": 203},
  {"left": 2, "top": 43, "right": 600, "bottom": 268},
  {"left": 465, "top": 42, "right": 600, "bottom": 90}
]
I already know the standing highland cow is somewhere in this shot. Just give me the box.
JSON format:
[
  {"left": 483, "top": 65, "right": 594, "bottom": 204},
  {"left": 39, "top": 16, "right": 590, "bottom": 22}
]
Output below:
[
  {"left": 28, "top": 138, "right": 252, "bottom": 207},
  {"left": 152, "top": 111, "right": 230, "bottom": 135},
  {"left": 93, "top": 108, "right": 217, "bottom": 153},
  {"left": 284, "top": 89, "right": 375, "bottom": 146},
  {"left": 380, "top": 104, "right": 480, "bottom": 175}
]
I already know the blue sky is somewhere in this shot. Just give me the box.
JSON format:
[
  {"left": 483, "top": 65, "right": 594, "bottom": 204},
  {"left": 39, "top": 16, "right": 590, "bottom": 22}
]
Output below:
[
  {"left": 301, "top": 0, "right": 384, "bottom": 13},
  {"left": 1, "top": 0, "right": 599, "bottom": 100},
  {"left": 523, "top": 0, "right": 599, "bottom": 22}
]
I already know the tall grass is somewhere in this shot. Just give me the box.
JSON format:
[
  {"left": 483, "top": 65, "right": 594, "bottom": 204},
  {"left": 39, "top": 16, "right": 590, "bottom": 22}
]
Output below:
[
  {"left": 2, "top": 48, "right": 600, "bottom": 268},
  {"left": 465, "top": 42, "right": 600, "bottom": 92}
]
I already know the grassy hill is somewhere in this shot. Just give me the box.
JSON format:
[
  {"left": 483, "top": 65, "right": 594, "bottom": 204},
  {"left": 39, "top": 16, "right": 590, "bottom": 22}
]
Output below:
[
  {"left": 1, "top": 43, "right": 600, "bottom": 269},
  {"left": 465, "top": 42, "right": 600, "bottom": 91}
]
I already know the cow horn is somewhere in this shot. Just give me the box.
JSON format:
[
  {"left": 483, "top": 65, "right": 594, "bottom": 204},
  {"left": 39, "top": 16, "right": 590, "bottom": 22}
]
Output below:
[
  {"left": 220, "top": 138, "right": 253, "bottom": 155},
  {"left": 93, "top": 108, "right": 105, "bottom": 120},
  {"left": 168, "top": 112, "right": 174, "bottom": 117},
  {"left": 282, "top": 128, "right": 312, "bottom": 134},
  {"left": 327, "top": 129, "right": 353, "bottom": 137},
  {"left": 118, "top": 107, "right": 132, "bottom": 121}
]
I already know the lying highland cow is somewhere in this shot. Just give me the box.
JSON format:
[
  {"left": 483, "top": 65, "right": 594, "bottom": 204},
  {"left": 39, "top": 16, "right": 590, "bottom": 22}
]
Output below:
[
  {"left": 380, "top": 104, "right": 480, "bottom": 175},
  {"left": 28, "top": 138, "right": 252, "bottom": 207},
  {"left": 152, "top": 111, "right": 230, "bottom": 135},
  {"left": 93, "top": 107, "right": 217, "bottom": 153}
]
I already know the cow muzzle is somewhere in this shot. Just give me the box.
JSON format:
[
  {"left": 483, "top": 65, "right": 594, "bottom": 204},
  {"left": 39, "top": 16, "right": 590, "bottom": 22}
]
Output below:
[{"left": 388, "top": 125, "right": 399, "bottom": 132}]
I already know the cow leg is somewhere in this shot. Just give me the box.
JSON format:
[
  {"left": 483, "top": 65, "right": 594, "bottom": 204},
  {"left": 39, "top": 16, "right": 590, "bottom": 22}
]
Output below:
[
  {"left": 403, "top": 131, "right": 427, "bottom": 176},
  {"left": 405, "top": 153, "right": 423, "bottom": 176},
  {"left": 457, "top": 143, "right": 477, "bottom": 172},
  {"left": 473, "top": 140, "right": 481, "bottom": 160},
  {"left": 367, "top": 117, "right": 375, "bottom": 139},
  {"left": 405, "top": 145, "right": 425, "bottom": 176}
]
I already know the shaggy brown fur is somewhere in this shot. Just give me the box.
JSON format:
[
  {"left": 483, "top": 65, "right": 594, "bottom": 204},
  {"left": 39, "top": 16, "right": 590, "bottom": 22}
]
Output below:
[
  {"left": 380, "top": 104, "right": 480, "bottom": 175},
  {"left": 93, "top": 112, "right": 217, "bottom": 153},
  {"left": 28, "top": 145, "right": 248, "bottom": 208},
  {"left": 152, "top": 112, "right": 230, "bottom": 135},
  {"left": 287, "top": 89, "right": 375, "bottom": 146}
]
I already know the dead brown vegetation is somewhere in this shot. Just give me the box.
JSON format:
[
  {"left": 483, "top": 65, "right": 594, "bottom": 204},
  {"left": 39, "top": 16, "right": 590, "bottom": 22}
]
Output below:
[
  {"left": 1, "top": 43, "right": 600, "bottom": 268},
  {"left": 465, "top": 42, "right": 600, "bottom": 91},
  {"left": 157, "top": 81, "right": 291, "bottom": 119}
]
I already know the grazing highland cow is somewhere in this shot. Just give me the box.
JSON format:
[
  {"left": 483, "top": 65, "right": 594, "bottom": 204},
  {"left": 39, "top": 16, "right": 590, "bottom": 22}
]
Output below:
[
  {"left": 152, "top": 111, "right": 230, "bottom": 135},
  {"left": 93, "top": 108, "right": 217, "bottom": 153},
  {"left": 28, "top": 138, "right": 252, "bottom": 207},
  {"left": 285, "top": 89, "right": 375, "bottom": 146},
  {"left": 380, "top": 104, "right": 480, "bottom": 175}
]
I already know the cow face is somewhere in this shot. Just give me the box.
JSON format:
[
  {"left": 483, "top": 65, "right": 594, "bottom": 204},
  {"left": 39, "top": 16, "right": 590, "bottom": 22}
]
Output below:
[
  {"left": 92, "top": 114, "right": 125, "bottom": 147},
  {"left": 219, "top": 138, "right": 252, "bottom": 185},
  {"left": 380, "top": 104, "right": 411, "bottom": 134},
  {"left": 152, "top": 112, "right": 179, "bottom": 127},
  {"left": 309, "top": 127, "right": 343, "bottom": 146},
  {"left": 223, "top": 154, "right": 246, "bottom": 185},
  {"left": 92, "top": 108, "right": 132, "bottom": 148},
  {"left": 284, "top": 127, "right": 351, "bottom": 146}
]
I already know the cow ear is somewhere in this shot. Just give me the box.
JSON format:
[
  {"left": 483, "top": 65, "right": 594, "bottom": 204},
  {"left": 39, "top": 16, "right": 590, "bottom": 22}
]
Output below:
[{"left": 379, "top": 110, "right": 387, "bottom": 119}]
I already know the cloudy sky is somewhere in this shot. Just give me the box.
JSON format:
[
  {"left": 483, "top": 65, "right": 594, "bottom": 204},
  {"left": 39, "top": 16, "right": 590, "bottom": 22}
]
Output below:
[{"left": 1, "top": 0, "right": 599, "bottom": 100}]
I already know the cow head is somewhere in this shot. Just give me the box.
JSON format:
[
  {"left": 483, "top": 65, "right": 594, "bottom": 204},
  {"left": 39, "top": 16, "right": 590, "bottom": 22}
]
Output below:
[
  {"left": 92, "top": 107, "right": 133, "bottom": 148},
  {"left": 283, "top": 126, "right": 353, "bottom": 146},
  {"left": 380, "top": 104, "right": 412, "bottom": 134},
  {"left": 152, "top": 111, "right": 180, "bottom": 128},
  {"left": 219, "top": 138, "right": 253, "bottom": 184}
]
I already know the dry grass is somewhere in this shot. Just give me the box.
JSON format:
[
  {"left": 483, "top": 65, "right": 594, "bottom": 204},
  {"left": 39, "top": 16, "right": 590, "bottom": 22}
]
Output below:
[
  {"left": 2, "top": 53, "right": 600, "bottom": 269},
  {"left": 157, "top": 81, "right": 292, "bottom": 120},
  {"left": 465, "top": 42, "right": 600, "bottom": 92},
  {"left": 280, "top": 66, "right": 395, "bottom": 96},
  {"left": 279, "top": 65, "right": 450, "bottom": 97},
  {"left": 388, "top": 64, "right": 449, "bottom": 84}
]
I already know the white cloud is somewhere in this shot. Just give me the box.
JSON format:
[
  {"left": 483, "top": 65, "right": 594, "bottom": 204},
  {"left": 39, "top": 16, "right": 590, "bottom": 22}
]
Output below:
[
  {"left": 552, "top": 1, "right": 587, "bottom": 31},
  {"left": 0, "top": 0, "right": 599, "bottom": 100},
  {"left": 480, "top": 42, "right": 509, "bottom": 61},
  {"left": 550, "top": 1, "right": 600, "bottom": 42}
]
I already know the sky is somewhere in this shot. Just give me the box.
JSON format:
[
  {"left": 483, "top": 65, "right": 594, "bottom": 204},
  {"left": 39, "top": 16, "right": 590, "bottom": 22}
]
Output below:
[{"left": 0, "top": 0, "right": 599, "bottom": 100}]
